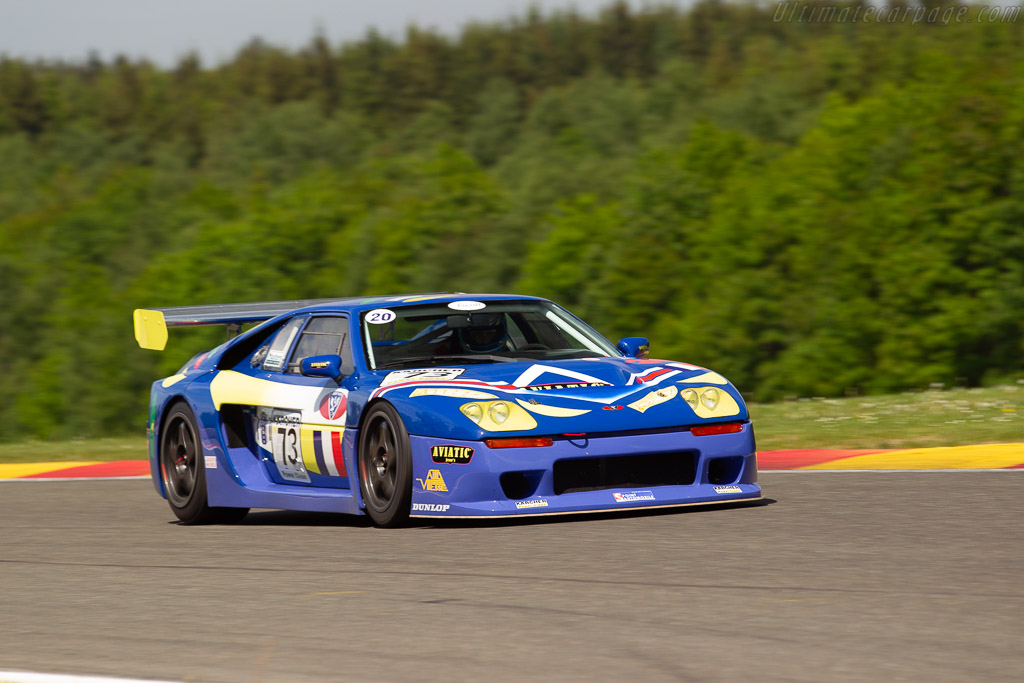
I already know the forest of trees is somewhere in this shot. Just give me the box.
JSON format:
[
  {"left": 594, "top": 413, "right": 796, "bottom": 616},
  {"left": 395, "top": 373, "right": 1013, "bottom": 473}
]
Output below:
[{"left": 1, "top": 1, "right": 1023, "bottom": 440}]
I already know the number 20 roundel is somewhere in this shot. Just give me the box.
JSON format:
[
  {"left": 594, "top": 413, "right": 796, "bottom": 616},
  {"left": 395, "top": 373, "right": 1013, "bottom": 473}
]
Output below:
[{"left": 319, "top": 389, "right": 348, "bottom": 422}]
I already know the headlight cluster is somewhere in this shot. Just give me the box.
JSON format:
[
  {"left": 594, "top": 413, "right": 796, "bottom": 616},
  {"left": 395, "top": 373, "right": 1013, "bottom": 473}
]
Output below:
[
  {"left": 682, "top": 387, "right": 720, "bottom": 410},
  {"left": 681, "top": 385, "right": 740, "bottom": 418},
  {"left": 460, "top": 400, "right": 538, "bottom": 432}
]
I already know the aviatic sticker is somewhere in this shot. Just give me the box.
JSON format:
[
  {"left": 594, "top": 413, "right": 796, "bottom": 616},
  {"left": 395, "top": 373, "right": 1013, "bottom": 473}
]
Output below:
[{"left": 430, "top": 445, "right": 474, "bottom": 464}]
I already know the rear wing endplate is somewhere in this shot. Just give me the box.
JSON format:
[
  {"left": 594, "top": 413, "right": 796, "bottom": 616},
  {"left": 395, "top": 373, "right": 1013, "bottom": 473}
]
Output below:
[{"left": 132, "top": 298, "right": 345, "bottom": 350}]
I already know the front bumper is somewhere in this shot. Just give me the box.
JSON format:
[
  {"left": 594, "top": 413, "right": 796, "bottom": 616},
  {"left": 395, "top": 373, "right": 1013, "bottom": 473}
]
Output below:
[{"left": 407, "top": 423, "right": 760, "bottom": 518}]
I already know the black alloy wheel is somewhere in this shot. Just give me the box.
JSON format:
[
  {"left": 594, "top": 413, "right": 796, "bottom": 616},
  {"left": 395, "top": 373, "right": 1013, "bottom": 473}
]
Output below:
[
  {"left": 159, "top": 402, "right": 248, "bottom": 525},
  {"left": 358, "top": 402, "right": 413, "bottom": 527}
]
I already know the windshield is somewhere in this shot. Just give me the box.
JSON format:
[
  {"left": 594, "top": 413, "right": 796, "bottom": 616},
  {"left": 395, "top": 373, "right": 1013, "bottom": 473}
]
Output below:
[{"left": 360, "top": 300, "right": 620, "bottom": 370}]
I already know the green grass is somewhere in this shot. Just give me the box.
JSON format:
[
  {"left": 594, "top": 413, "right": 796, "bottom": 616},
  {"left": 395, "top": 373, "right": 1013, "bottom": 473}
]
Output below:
[
  {"left": 2, "top": 384, "right": 1022, "bottom": 463},
  {"left": 751, "top": 383, "right": 1024, "bottom": 450},
  {"left": 0, "top": 436, "right": 147, "bottom": 464}
]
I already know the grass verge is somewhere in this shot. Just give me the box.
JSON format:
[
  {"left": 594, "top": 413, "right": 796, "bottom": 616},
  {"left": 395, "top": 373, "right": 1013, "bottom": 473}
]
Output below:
[
  {"left": 1, "top": 385, "right": 1022, "bottom": 463},
  {"left": 0, "top": 436, "right": 147, "bottom": 464},
  {"left": 751, "top": 384, "right": 1024, "bottom": 450}
]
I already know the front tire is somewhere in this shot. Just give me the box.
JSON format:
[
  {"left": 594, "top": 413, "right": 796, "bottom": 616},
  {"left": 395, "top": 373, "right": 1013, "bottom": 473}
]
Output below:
[
  {"left": 160, "top": 403, "right": 248, "bottom": 525},
  {"left": 358, "top": 403, "right": 413, "bottom": 528}
]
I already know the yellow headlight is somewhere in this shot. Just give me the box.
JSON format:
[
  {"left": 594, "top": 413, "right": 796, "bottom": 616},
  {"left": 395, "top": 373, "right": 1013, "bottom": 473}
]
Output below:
[
  {"left": 461, "top": 403, "right": 483, "bottom": 424},
  {"left": 682, "top": 388, "right": 699, "bottom": 409},
  {"left": 459, "top": 400, "right": 538, "bottom": 431},
  {"left": 679, "top": 385, "right": 740, "bottom": 418},
  {"left": 701, "top": 388, "right": 720, "bottom": 410},
  {"left": 489, "top": 401, "right": 510, "bottom": 424}
]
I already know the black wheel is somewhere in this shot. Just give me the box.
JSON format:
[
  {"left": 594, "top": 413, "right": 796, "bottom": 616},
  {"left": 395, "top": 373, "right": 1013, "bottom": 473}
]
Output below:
[
  {"left": 160, "top": 403, "right": 249, "bottom": 525},
  {"left": 358, "top": 402, "right": 413, "bottom": 528}
]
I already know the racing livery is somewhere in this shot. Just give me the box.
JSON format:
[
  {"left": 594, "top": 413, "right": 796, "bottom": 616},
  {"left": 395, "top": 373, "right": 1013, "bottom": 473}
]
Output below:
[{"left": 134, "top": 294, "right": 761, "bottom": 527}]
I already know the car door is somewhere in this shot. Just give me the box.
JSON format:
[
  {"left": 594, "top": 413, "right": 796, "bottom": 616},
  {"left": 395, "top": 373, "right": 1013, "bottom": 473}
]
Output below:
[{"left": 252, "top": 315, "right": 354, "bottom": 489}]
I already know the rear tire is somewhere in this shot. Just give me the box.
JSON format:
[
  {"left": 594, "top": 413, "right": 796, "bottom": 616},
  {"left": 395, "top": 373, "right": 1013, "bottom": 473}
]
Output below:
[
  {"left": 357, "top": 403, "right": 413, "bottom": 528},
  {"left": 160, "top": 403, "right": 249, "bottom": 525}
]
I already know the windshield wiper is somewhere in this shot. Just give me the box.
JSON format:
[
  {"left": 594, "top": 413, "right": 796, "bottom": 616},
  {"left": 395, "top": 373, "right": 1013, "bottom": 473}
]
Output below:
[{"left": 374, "top": 354, "right": 518, "bottom": 370}]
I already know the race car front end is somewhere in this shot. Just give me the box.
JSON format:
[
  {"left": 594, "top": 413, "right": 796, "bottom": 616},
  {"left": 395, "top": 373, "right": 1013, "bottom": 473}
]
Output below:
[
  {"left": 405, "top": 422, "right": 759, "bottom": 518},
  {"left": 407, "top": 421, "right": 761, "bottom": 518},
  {"left": 375, "top": 358, "right": 763, "bottom": 519}
]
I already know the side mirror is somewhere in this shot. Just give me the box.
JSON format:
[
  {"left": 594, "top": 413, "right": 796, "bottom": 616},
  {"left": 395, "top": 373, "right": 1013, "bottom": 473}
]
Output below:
[
  {"left": 617, "top": 337, "right": 650, "bottom": 359},
  {"left": 300, "top": 354, "right": 344, "bottom": 381}
]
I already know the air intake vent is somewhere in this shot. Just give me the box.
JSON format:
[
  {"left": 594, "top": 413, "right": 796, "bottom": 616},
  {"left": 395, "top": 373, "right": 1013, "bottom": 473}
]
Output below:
[{"left": 553, "top": 451, "right": 697, "bottom": 495}]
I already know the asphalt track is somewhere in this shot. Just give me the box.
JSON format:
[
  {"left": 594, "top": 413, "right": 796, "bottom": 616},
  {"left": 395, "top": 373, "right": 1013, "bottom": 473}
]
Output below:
[{"left": 1, "top": 471, "right": 1022, "bottom": 682}]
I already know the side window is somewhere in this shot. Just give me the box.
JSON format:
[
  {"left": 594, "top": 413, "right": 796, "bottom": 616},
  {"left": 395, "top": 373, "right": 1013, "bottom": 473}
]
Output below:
[
  {"left": 287, "top": 316, "right": 351, "bottom": 374},
  {"left": 262, "top": 318, "right": 306, "bottom": 372}
]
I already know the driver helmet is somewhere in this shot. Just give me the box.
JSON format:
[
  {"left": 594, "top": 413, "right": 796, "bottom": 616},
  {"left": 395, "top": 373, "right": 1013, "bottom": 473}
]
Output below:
[{"left": 458, "top": 313, "right": 508, "bottom": 353}]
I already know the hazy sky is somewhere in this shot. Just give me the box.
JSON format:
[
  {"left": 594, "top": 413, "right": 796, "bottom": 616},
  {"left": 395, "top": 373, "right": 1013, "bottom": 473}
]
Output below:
[{"left": 0, "top": 0, "right": 661, "bottom": 67}]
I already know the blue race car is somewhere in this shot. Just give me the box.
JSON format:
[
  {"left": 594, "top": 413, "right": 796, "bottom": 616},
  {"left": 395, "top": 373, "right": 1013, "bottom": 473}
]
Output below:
[{"left": 133, "top": 294, "right": 761, "bottom": 527}]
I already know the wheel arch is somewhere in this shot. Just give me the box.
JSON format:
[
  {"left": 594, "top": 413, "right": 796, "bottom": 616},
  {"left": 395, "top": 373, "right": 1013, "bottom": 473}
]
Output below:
[
  {"left": 352, "top": 397, "right": 396, "bottom": 511},
  {"left": 353, "top": 398, "right": 415, "bottom": 527},
  {"left": 153, "top": 394, "right": 195, "bottom": 500}
]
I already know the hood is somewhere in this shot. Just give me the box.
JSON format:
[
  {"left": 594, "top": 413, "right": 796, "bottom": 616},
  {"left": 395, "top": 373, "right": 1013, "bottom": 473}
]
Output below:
[{"left": 368, "top": 357, "right": 748, "bottom": 439}]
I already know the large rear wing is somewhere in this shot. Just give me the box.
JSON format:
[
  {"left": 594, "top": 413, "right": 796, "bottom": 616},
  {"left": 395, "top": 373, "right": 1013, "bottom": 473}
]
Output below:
[{"left": 132, "top": 298, "right": 347, "bottom": 350}]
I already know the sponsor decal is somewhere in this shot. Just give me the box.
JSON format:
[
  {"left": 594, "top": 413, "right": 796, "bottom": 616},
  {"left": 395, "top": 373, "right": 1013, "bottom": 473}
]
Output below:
[
  {"left": 524, "top": 382, "right": 609, "bottom": 391},
  {"left": 613, "top": 490, "right": 655, "bottom": 502},
  {"left": 603, "top": 405, "right": 624, "bottom": 411},
  {"left": 365, "top": 308, "right": 396, "bottom": 324},
  {"left": 714, "top": 485, "right": 743, "bottom": 494},
  {"left": 415, "top": 469, "right": 448, "bottom": 492},
  {"left": 412, "top": 503, "right": 451, "bottom": 512},
  {"left": 627, "top": 386, "right": 679, "bottom": 413},
  {"left": 515, "top": 499, "right": 549, "bottom": 509},
  {"left": 266, "top": 350, "right": 286, "bottom": 370},
  {"left": 512, "top": 364, "right": 608, "bottom": 389},
  {"left": 380, "top": 368, "right": 466, "bottom": 387},
  {"left": 448, "top": 300, "right": 486, "bottom": 311},
  {"left": 308, "top": 361, "right": 331, "bottom": 369},
  {"left": 318, "top": 389, "right": 348, "bottom": 421},
  {"left": 204, "top": 455, "right": 217, "bottom": 469},
  {"left": 431, "top": 445, "right": 474, "bottom": 464},
  {"left": 410, "top": 387, "right": 497, "bottom": 400}
]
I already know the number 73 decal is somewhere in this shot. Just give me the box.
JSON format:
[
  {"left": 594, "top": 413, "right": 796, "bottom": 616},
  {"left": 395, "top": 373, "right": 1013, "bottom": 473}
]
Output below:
[{"left": 255, "top": 408, "right": 310, "bottom": 483}]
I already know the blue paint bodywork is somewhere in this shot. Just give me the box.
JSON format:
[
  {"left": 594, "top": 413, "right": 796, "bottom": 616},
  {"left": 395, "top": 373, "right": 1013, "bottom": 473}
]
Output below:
[{"left": 146, "top": 294, "right": 761, "bottom": 519}]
